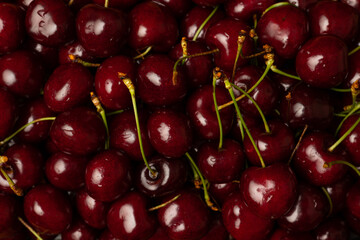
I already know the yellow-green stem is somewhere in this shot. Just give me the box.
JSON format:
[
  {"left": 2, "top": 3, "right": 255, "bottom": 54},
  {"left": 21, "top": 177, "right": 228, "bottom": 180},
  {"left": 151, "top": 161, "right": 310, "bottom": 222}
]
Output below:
[
  {"left": 18, "top": 217, "right": 43, "bottom": 240},
  {"left": 349, "top": 45, "right": 360, "bottom": 56},
  {"left": 321, "top": 187, "right": 333, "bottom": 218},
  {"left": 104, "top": 0, "right": 109, "bottom": 8},
  {"left": 262, "top": 2, "right": 291, "bottom": 16},
  {"left": 324, "top": 160, "right": 360, "bottom": 177},
  {"left": 288, "top": 125, "right": 308, "bottom": 165},
  {"left": 193, "top": 6, "right": 219, "bottom": 41},
  {"left": 133, "top": 46, "right": 152, "bottom": 60},
  {"left": 270, "top": 66, "right": 301, "bottom": 80},
  {"left": 212, "top": 70, "right": 223, "bottom": 150},
  {"left": 106, "top": 109, "right": 124, "bottom": 117},
  {"left": 335, "top": 104, "right": 360, "bottom": 136},
  {"left": 231, "top": 33, "right": 246, "bottom": 82},
  {"left": 148, "top": 194, "right": 181, "bottom": 211},
  {"left": 0, "top": 166, "right": 22, "bottom": 196},
  {"left": 329, "top": 116, "right": 360, "bottom": 152},
  {"left": 91, "top": 92, "right": 109, "bottom": 150}
]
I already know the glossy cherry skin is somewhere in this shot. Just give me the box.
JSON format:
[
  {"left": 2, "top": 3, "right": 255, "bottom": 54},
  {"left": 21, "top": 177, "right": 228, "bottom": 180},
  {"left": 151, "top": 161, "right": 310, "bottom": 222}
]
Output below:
[
  {"left": 192, "top": 0, "right": 228, "bottom": 7},
  {"left": 151, "top": 0, "right": 192, "bottom": 18},
  {"left": 181, "top": 6, "right": 225, "bottom": 42},
  {"left": 257, "top": 5, "right": 309, "bottom": 59},
  {"left": 92, "top": 0, "right": 138, "bottom": 9},
  {"left": 137, "top": 54, "right": 187, "bottom": 106},
  {"left": 278, "top": 183, "right": 328, "bottom": 232},
  {"left": 225, "top": 0, "right": 276, "bottom": 21},
  {"left": 0, "top": 193, "right": 20, "bottom": 233},
  {"left": 339, "top": 115, "right": 360, "bottom": 165},
  {"left": 147, "top": 109, "right": 193, "bottom": 158},
  {"left": 76, "top": 188, "right": 110, "bottom": 230},
  {"left": 50, "top": 107, "right": 106, "bottom": 156},
  {"left": 209, "top": 181, "right": 240, "bottom": 205},
  {"left": 309, "top": 1, "right": 359, "bottom": 43},
  {"left": 314, "top": 217, "right": 350, "bottom": 240},
  {"left": 0, "top": 3, "right": 25, "bottom": 54},
  {"left": 279, "top": 83, "right": 334, "bottom": 130},
  {"left": 129, "top": 2, "right": 178, "bottom": 52},
  {"left": 58, "top": 41, "right": 96, "bottom": 65},
  {"left": 85, "top": 150, "right": 132, "bottom": 202},
  {"left": 205, "top": 18, "right": 253, "bottom": 71},
  {"left": 99, "top": 229, "right": 122, "bottom": 240},
  {"left": 222, "top": 192, "right": 274, "bottom": 240},
  {"left": 76, "top": 4, "right": 128, "bottom": 58},
  {"left": 325, "top": 175, "right": 354, "bottom": 215},
  {"left": 107, "top": 192, "right": 157, "bottom": 240},
  {"left": 186, "top": 85, "right": 234, "bottom": 140},
  {"left": 62, "top": 218, "right": 98, "bottom": 240},
  {"left": 158, "top": 190, "right": 210, "bottom": 240},
  {"left": 287, "top": 0, "right": 318, "bottom": 10},
  {"left": 346, "top": 181, "right": 360, "bottom": 219},
  {"left": 0, "top": 144, "right": 43, "bottom": 194},
  {"left": 109, "top": 110, "right": 154, "bottom": 161},
  {"left": 95, "top": 55, "right": 135, "bottom": 110},
  {"left": 294, "top": 132, "right": 348, "bottom": 186},
  {"left": 0, "top": 50, "right": 45, "bottom": 98},
  {"left": 269, "top": 228, "right": 315, "bottom": 240},
  {"left": 0, "top": 88, "right": 17, "bottom": 140},
  {"left": 24, "top": 184, "right": 73, "bottom": 235},
  {"left": 296, "top": 36, "right": 348, "bottom": 88},
  {"left": 45, "top": 152, "right": 88, "bottom": 191},
  {"left": 25, "top": 0, "right": 75, "bottom": 47},
  {"left": 135, "top": 155, "right": 187, "bottom": 198},
  {"left": 200, "top": 218, "right": 228, "bottom": 240},
  {"left": 342, "top": 0, "right": 360, "bottom": 13}
]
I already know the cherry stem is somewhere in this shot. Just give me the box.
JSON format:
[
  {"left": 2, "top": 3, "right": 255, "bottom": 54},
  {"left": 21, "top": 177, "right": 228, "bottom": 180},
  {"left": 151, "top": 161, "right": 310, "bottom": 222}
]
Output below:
[
  {"left": 18, "top": 217, "right": 43, "bottom": 240},
  {"left": 335, "top": 104, "right": 360, "bottom": 136},
  {"left": 330, "top": 88, "right": 351, "bottom": 93},
  {"left": 0, "top": 117, "right": 56, "bottom": 147},
  {"left": 133, "top": 46, "right": 152, "bottom": 60},
  {"left": 189, "top": 163, "right": 201, "bottom": 189},
  {"left": 68, "top": 54, "right": 100, "bottom": 67},
  {"left": 349, "top": 45, "right": 360, "bottom": 56},
  {"left": 0, "top": 160, "right": 23, "bottom": 196},
  {"left": 90, "top": 92, "right": 109, "bottom": 150},
  {"left": 68, "top": 0, "right": 74, "bottom": 6},
  {"left": 328, "top": 115, "right": 360, "bottom": 152},
  {"left": 119, "top": 73, "right": 157, "bottom": 177},
  {"left": 106, "top": 109, "right": 124, "bottom": 117},
  {"left": 212, "top": 69, "right": 223, "bottom": 150},
  {"left": 323, "top": 160, "right": 360, "bottom": 177},
  {"left": 192, "top": 5, "right": 219, "bottom": 41},
  {"left": 270, "top": 65, "right": 301, "bottom": 80},
  {"left": 148, "top": 194, "right": 181, "bottom": 211},
  {"left": 224, "top": 79, "right": 266, "bottom": 168},
  {"left": 231, "top": 31, "right": 246, "bottom": 82},
  {"left": 104, "top": 0, "right": 109, "bottom": 8},
  {"left": 321, "top": 187, "right": 333, "bottom": 218},
  {"left": 253, "top": 14, "right": 258, "bottom": 29},
  {"left": 262, "top": 2, "right": 291, "bottom": 16},
  {"left": 288, "top": 125, "right": 308, "bottom": 164},
  {"left": 185, "top": 152, "right": 219, "bottom": 211}
]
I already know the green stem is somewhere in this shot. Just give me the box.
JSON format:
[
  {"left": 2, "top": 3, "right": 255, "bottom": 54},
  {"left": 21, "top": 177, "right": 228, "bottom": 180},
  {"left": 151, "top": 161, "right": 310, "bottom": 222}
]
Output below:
[
  {"left": 321, "top": 187, "right": 333, "bottom": 218},
  {"left": 330, "top": 88, "right": 352, "bottom": 93},
  {"left": 288, "top": 125, "right": 308, "bottom": 165},
  {"left": 262, "top": 2, "right": 291, "bottom": 16},
  {"left": 106, "top": 109, "right": 124, "bottom": 117},
  {"left": 0, "top": 166, "right": 23, "bottom": 196},
  {"left": 212, "top": 73, "right": 223, "bottom": 150},
  {"left": 133, "top": 46, "right": 152, "bottom": 60},
  {"left": 329, "top": 116, "right": 360, "bottom": 152},
  {"left": 324, "top": 160, "right": 360, "bottom": 177},
  {"left": 148, "top": 194, "right": 181, "bottom": 211},
  {"left": 349, "top": 45, "right": 360, "bottom": 56},
  {"left": 193, "top": 6, "right": 219, "bottom": 41},
  {"left": 18, "top": 217, "right": 43, "bottom": 240},
  {"left": 335, "top": 104, "right": 360, "bottom": 136},
  {"left": 232, "top": 34, "right": 245, "bottom": 82},
  {"left": 189, "top": 162, "right": 201, "bottom": 189},
  {"left": 91, "top": 92, "right": 109, "bottom": 150},
  {"left": 270, "top": 66, "right": 301, "bottom": 80},
  {"left": 253, "top": 14, "right": 258, "bottom": 29}
]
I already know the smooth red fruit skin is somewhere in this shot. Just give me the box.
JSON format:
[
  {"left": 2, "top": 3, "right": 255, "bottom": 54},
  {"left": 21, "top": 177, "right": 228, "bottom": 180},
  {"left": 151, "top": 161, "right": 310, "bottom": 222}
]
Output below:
[
  {"left": 192, "top": 0, "right": 228, "bottom": 7},
  {"left": 200, "top": 218, "right": 228, "bottom": 240},
  {"left": 288, "top": 0, "right": 318, "bottom": 10},
  {"left": 24, "top": 184, "right": 73, "bottom": 235},
  {"left": 325, "top": 175, "right": 354, "bottom": 215},
  {"left": 100, "top": 229, "right": 122, "bottom": 240},
  {"left": 0, "top": 88, "right": 17, "bottom": 140},
  {"left": 346, "top": 210, "right": 360, "bottom": 235},
  {"left": 339, "top": 115, "right": 360, "bottom": 165},
  {"left": 61, "top": 218, "right": 98, "bottom": 240},
  {"left": 314, "top": 217, "right": 350, "bottom": 240},
  {"left": 148, "top": 227, "right": 171, "bottom": 240},
  {"left": 0, "top": 193, "right": 20, "bottom": 233},
  {"left": 92, "top": 0, "right": 138, "bottom": 9},
  {"left": 50, "top": 107, "right": 106, "bottom": 156},
  {"left": 226, "top": 0, "right": 276, "bottom": 21},
  {"left": 222, "top": 192, "right": 274, "bottom": 240},
  {"left": 296, "top": 36, "right": 348, "bottom": 88},
  {"left": 107, "top": 192, "right": 157, "bottom": 240},
  {"left": 346, "top": 182, "right": 360, "bottom": 219},
  {"left": 151, "top": 0, "right": 192, "bottom": 18},
  {"left": 257, "top": 5, "right": 309, "bottom": 59},
  {"left": 269, "top": 228, "right": 315, "bottom": 240},
  {"left": 209, "top": 181, "right": 240, "bottom": 205},
  {"left": 58, "top": 41, "right": 96, "bottom": 65},
  {"left": 342, "top": 0, "right": 360, "bottom": 13}
]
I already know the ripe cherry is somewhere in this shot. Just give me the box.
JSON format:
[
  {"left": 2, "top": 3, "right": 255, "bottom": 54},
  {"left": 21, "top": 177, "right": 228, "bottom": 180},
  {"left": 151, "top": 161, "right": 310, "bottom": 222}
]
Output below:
[
  {"left": 0, "top": 89, "right": 17, "bottom": 141},
  {"left": 225, "top": 0, "right": 276, "bottom": 21},
  {"left": 61, "top": 218, "right": 98, "bottom": 240}
]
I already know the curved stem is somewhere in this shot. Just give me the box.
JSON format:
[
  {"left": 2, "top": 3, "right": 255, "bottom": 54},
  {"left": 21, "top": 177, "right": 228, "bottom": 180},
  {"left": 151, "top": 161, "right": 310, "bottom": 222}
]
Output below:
[
  {"left": 68, "top": 55, "right": 100, "bottom": 67},
  {"left": 335, "top": 104, "right": 360, "bottom": 136},
  {"left": 133, "top": 46, "right": 152, "bottom": 60},
  {"left": 321, "top": 187, "right": 333, "bottom": 218},
  {"left": 270, "top": 66, "right": 301, "bottom": 80},
  {"left": 68, "top": 0, "right": 74, "bottom": 5},
  {"left": 349, "top": 45, "right": 360, "bottom": 56},
  {"left": 192, "top": 6, "right": 219, "bottom": 41},
  {"left": 262, "top": 2, "right": 291, "bottom": 16},
  {"left": 148, "top": 194, "right": 181, "bottom": 211},
  {"left": 106, "top": 109, "right": 124, "bottom": 117},
  {"left": 0, "top": 117, "right": 56, "bottom": 147},
  {"left": 288, "top": 125, "right": 308, "bottom": 165},
  {"left": 212, "top": 71, "right": 223, "bottom": 150},
  {"left": 323, "top": 160, "right": 360, "bottom": 177},
  {"left": 91, "top": 92, "right": 109, "bottom": 150},
  {"left": 18, "top": 217, "right": 43, "bottom": 240},
  {"left": 231, "top": 32, "right": 246, "bottom": 82},
  {"left": 329, "top": 116, "right": 360, "bottom": 152},
  {"left": 0, "top": 165, "right": 22, "bottom": 196},
  {"left": 330, "top": 88, "right": 351, "bottom": 93}
]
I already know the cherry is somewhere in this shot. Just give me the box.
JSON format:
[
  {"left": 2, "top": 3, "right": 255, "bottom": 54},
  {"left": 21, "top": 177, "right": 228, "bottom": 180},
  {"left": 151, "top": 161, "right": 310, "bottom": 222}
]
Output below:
[
  {"left": 192, "top": 0, "right": 228, "bottom": 7},
  {"left": 257, "top": 4, "right": 309, "bottom": 59},
  {"left": 205, "top": 18, "right": 253, "bottom": 71},
  {"left": 269, "top": 228, "right": 315, "bottom": 240},
  {"left": 129, "top": 1, "right": 178, "bottom": 52},
  {"left": 107, "top": 191, "right": 157, "bottom": 240},
  {"left": 147, "top": 109, "right": 193, "bottom": 158},
  {"left": 346, "top": 210, "right": 360, "bottom": 236},
  {"left": 76, "top": 188, "right": 110, "bottom": 229},
  {"left": 137, "top": 55, "right": 187, "bottom": 106},
  {"left": 76, "top": 4, "right": 128, "bottom": 58},
  {"left": 58, "top": 41, "right": 97, "bottom": 65},
  {"left": 346, "top": 181, "right": 360, "bottom": 219},
  {"left": 0, "top": 3, "right": 25, "bottom": 55},
  {"left": 0, "top": 50, "right": 45, "bottom": 98},
  {"left": 325, "top": 175, "right": 354, "bottom": 215},
  {"left": 151, "top": 0, "right": 192, "bottom": 18},
  {"left": 278, "top": 183, "right": 328, "bottom": 232},
  {"left": 95, "top": 55, "right": 135, "bottom": 110},
  {"left": 148, "top": 227, "right": 171, "bottom": 240},
  {"left": 99, "top": 229, "right": 122, "bottom": 240},
  {"left": 222, "top": 192, "right": 274, "bottom": 240},
  {"left": 272, "top": 70, "right": 299, "bottom": 97},
  {"left": 135, "top": 155, "right": 188, "bottom": 198},
  {"left": 187, "top": 85, "right": 234, "bottom": 140},
  {"left": 296, "top": 35, "right": 348, "bottom": 88},
  {"left": 61, "top": 218, "right": 98, "bottom": 240},
  {"left": 0, "top": 193, "right": 20, "bottom": 233},
  {"left": 50, "top": 107, "right": 106, "bottom": 156},
  {"left": 342, "top": 0, "right": 360, "bottom": 14},
  {"left": 45, "top": 152, "right": 88, "bottom": 191},
  {"left": 23, "top": 184, "right": 73, "bottom": 235},
  {"left": 200, "top": 217, "right": 228, "bottom": 240},
  {"left": 0, "top": 89, "right": 17, "bottom": 141},
  {"left": 339, "top": 115, "right": 360, "bottom": 165},
  {"left": 25, "top": 38, "right": 59, "bottom": 71},
  {"left": 287, "top": 0, "right": 318, "bottom": 10},
  {"left": 25, "top": 0, "right": 75, "bottom": 47},
  {"left": 309, "top": 1, "right": 359, "bottom": 43},
  {"left": 92, "top": 0, "right": 138, "bottom": 9},
  {"left": 225, "top": 0, "right": 276, "bottom": 21},
  {"left": 314, "top": 217, "right": 350, "bottom": 240},
  {"left": 157, "top": 190, "right": 210, "bottom": 240},
  {"left": 209, "top": 181, "right": 240, "bottom": 205},
  {"left": 343, "top": 49, "right": 360, "bottom": 90}
]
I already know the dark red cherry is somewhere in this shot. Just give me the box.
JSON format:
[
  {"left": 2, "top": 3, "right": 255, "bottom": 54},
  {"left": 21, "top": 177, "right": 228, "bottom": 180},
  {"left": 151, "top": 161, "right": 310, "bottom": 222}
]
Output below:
[
  {"left": 25, "top": 0, "right": 75, "bottom": 47},
  {"left": 325, "top": 175, "right": 354, "bottom": 215},
  {"left": 92, "top": 0, "right": 138, "bottom": 9},
  {"left": 107, "top": 192, "right": 157, "bottom": 240},
  {"left": 345, "top": 210, "right": 360, "bottom": 235},
  {"left": 85, "top": 150, "right": 132, "bottom": 202},
  {"left": 76, "top": 188, "right": 110, "bottom": 230},
  {"left": 147, "top": 109, "right": 193, "bottom": 158},
  {"left": 24, "top": 184, "right": 73, "bottom": 235},
  {"left": 209, "top": 181, "right": 240, "bottom": 205},
  {"left": 0, "top": 3, "right": 25, "bottom": 55},
  {"left": 62, "top": 218, "right": 98, "bottom": 240},
  {"left": 0, "top": 50, "right": 45, "bottom": 98},
  {"left": 58, "top": 41, "right": 97, "bottom": 65},
  {"left": 294, "top": 131, "right": 348, "bottom": 186},
  {"left": 158, "top": 190, "right": 210, "bottom": 240},
  {"left": 314, "top": 217, "right": 350, "bottom": 240},
  {"left": 151, "top": 0, "right": 192, "bottom": 18},
  {"left": 269, "top": 228, "right": 315, "bottom": 240},
  {"left": 137, "top": 55, "right": 187, "bottom": 106},
  {"left": 342, "top": 0, "right": 360, "bottom": 13},
  {"left": 186, "top": 85, "right": 234, "bottom": 140},
  {"left": 205, "top": 18, "right": 253, "bottom": 71},
  {"left": 181, "top": 6, "right": 225, "bottom": 42},
  {"left": 129, "top": 2, "right": 178, "bottom": 52},
  {"left": 109, "top": 110, "right": 154, "bottom": 161},
  {"left": 0, "top": 88, "right": 17, "bottom": 140},
  {"left": 76, "top": 4, "right": 128, "bottom": 58},
  {"left": 346, "top": 181, "right": 360, "bottom": 219},
  {"left": 0, "top": 193, "right": 20, "bottom": 233},
  {"left": 309, "top": 1, "right": 359, "bottom": 43},
  {"left": 99, "top": 229, "right": 122, "bottom": 240},
  {"left": 272, "top": 70, "right": 299, "bottom": 97},
  {"left": 287, "top": 0, "right": 318, "bottom": 10},
  {"left": 339, "top": 115, "right": 360, "bottom": 165},
  {"left": 148, "top": 227, "right": 171, "bottom": 240},
  {"left": 95, "top": 55, "right": 135, "bottom": 110},
  {"left": 0, "top": 144, "right": 43, "bottom": 194},
  {"left": 45, "top": 152, "right": 88, "bottom": 191},
  {"left": 278, "top": 183, "right": 328, "bottom": 232},
  {"left": 192, "top": 0, "right": 228, "bottom": 7},
  {"left": 197, "top": 139, "right": 245, "bottom": 183},
  {"left": 257, "top": 4, "right": 309, "bottom": 59},
  {"left": 200, "top": 218, "right": 228, "bottom": 240},
  {"left": 225, "top": 0, "right": 276, "bottom": 21},
  {"left": 222, "top": 192, "right": 274, "bottom": 240},
  {"left": 50, "top": 107, "right": 106, "bottom": 156},
  {"left": 296, "top": 36, "right": 348, "bottom": 88},
  {"left": 25, "top": 38, "right": 59, "bottom": 71}
]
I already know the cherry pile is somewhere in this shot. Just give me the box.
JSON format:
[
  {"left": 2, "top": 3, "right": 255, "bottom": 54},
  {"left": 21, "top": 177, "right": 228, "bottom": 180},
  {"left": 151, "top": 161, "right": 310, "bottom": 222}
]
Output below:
[{"left": 2, "top": 0, "right": 360, "bottom": 239}]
